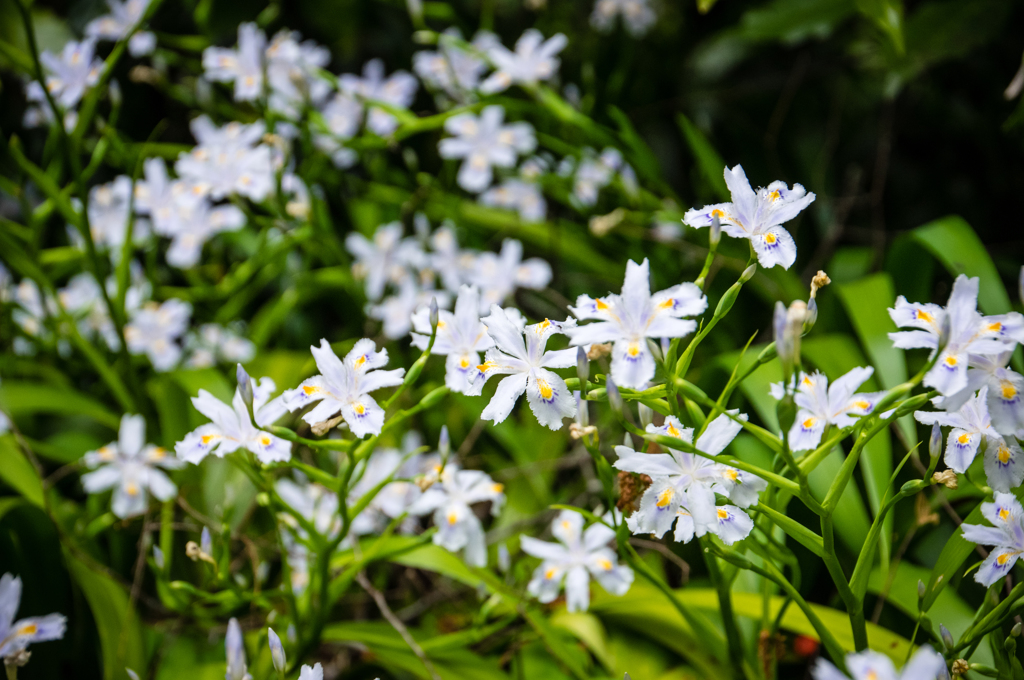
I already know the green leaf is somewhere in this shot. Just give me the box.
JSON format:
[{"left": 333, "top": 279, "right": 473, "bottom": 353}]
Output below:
[
  {"left": 923, "top": 501, "right": 982, "bottom": 611},
  {"left": 910, "top": 216, "right": 1012, "bottom": 314},
  {"left": 676, "top": 114, "right": 729, "bottom": 202},
  {"left": 390, "top": 543, "right": 484, "bottom": 588},
  {"left": 0, "top": 380, "right": 120, "bottom": 429},
  {"left": 0, "top": 434, "right": 44, "bottom": 506},
  {"left": 740, "top": 0, "right": 857, "bottom": 44},
  {"left": 550, "top": 611, "right": 615, "bottom": 673},
  {"left": 856, "top": 0, "right": 905, "bottom": 53},
  {"left": 64, "top": 552, "right": 146, "bottom": 680}
]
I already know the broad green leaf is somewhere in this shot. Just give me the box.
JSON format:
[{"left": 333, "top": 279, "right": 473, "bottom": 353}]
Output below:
[
  {"left": 676, "top": 114, "right": 729, "bottom": 202},
  {"left": 390, "top": 543, "right": 484, "bottom": 588},
  {"left": 322, "top": 621, "right": 509, "bottom": 680},
  {"left": 590, "top": 582, "right": 913, "bottom": 665},
  {"left": 740, "top": 0, "right": 857, "bottom": 44},
  {"left": 856, "top": 0, "right": 904, "bottom": 53},
  {"left": 910, "top": 216, "right": 1011, "bottom": 314},
  {"left": 923, "top": 501, "right": 982, "bottom": 611},
  {"left": 869, "top": 561, "right": 992, "bottom": 665},
  {"left": 550, "top": 611, "right": 615, "bottom": 672},
  {"left": 0, "top": 434, "right": 44, "bottom": 506},
  {"left": 65, "top": 552, "right": 146, "bottom": 680},
  {"left": 0, "top": 380, "right": 120, "bottom": 429},
  {"left": 153, "top": 635, "right": 224, "bottom": 680}
]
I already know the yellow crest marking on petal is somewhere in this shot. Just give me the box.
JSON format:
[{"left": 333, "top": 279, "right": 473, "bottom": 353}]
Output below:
[
  {"left": 764, "top": 232, "right": 777, "bottom": 245},
  {"left": 353, "top": 403, "right": 366, "bottom": 415},
  {"left": 597, "top": 558, "right": 612, "bottom": 571},
  {"left": 945, "top": 355, "right": 958, "bottom": 367},
  {"left": 998, "top": 552, "right": 1012, "bottom": 566},
  {"left": 537, "top": 379, "right": 554, "bottom": 400},
  {"left": 802, "top": 417, "right": 816, "bottom": 429},
  {"left": 854, "top": 400, "right": 870, "bottom": 411},
  {"left": 17, "top": 623, "right": 38, "bottom": 636},
  {"left": 302, "top": 384, "right": 319, "bottom": 395},
  {"left": 988, "top": 322, "right": 1003, "bottom": 333},
  {"left": 1002, "top": 382, "right": 1018, "bottom": 401},
  {"left": 260, "top": 435, "right": 271, "bottom": 447},
  {"left": 957, "top": 433, "right": 971, "bottom": 444},
  {"left": 459, "top": 357, "right": 471, "bottom": 369},
  {"left": 545, "top": 567, "right": 558, "bottom": 579},
  {"left": 354, "top": 355, "right": 367, "bottom": 368},
  {"left": 666, "top": 423, "right": 681, "bottom": 437},
  {"left": 916, "top": 309, "right": 933, "bottom": 323},
  {"left": 477, "top": 361, "right": 497, "bottom": 372},
  {"left": 768, "top": 190, "right": 780, "bottom": 201},
  {"left": 595, "top": 298, "right": 610, "bottom": 311},
  {"left": 126, "top": 482, "right": 139, "bottom": 496},
  {"left": 1000, "top": 508, "right": 1011, "bottom": 521},
  {"left": 710, "top": 209, "right": 725, "bottom": 219},
  {"left": 492, "top": 483, "right": 504, "bottom": 493},
  {"left": 627, "top": 342, "right": 641, "bottom": 357},
  {"left": 656, "top": 488, "right": 674, "bottom": 508},
  {"left": 658, "top": 298, "right": 676, "bottom": 309},
  {"left": 724, "top": 469, "right": 738, "bottom": 481},
  {"left": 447, "top": 511, "right": 459, "bottom": 525},
  {"left": 999, "top": 445, "right": 1012, "bottom": 464},
  {"left": 717, "top": 507, "right": 728, "bottom": 519}
]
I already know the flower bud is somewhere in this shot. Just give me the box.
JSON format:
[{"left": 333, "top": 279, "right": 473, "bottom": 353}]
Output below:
[
  {"left": 740, "top": 262, "right": 757, "bottom": 283},
  {"left": 709, "top": 215, "right": 721, "bottom": 249},
  {"left": 287, "top": 624, "right": 296, "bottom": 644},
  {"left": 200, "top": 526, "right": 212, "bottom": 556},
  {"left": 127, "top": 670, "right": 140, "bottom": 680},
  {"left": 929, "top": 423, "right": 942, "bottom": 463},
  {"left": 951, "top": 659, "right": 968, "bottom": 676},
  {"left": 660, "top": 337, "right": 670, "bottom": 358},
  {"left": 438, "top": 425, "right": 450, "bottom": 459},
  {"left": 1014, "top": 621, "right": 1023, "bottom": 638},
  {"left": 804, "top": 298, "right": 818, "bottom": 332},
  {"left": 236, "top": 364, "right": 254, "bottom": 412},
  {"left": 497, "top": 544, "right": 510, "bottom": 573},
  {"left": 153, "top": 545, "right": 164, "bottom": 569},
  {"left": 606, "top": 378, "right": 623, "bottom": 414},
  {"left": 226, "top": 618, "right": 248, "bottom": 680},
  {"left": 429, "top": 297, "right": 439, "bottom": 333},
  {"left": 638, "top": 403, "right": 654, "bottom": 429},
  {"left": 577, "top": 346, "right": 590, "bottom": 384},
  {"left": 268, "top": 628, "right": 286, "bottom": 673},
  {"left": 917, "top": 579, "right": 926, "bottom": 603},
  {"left": 940, "top": 623, "right": 954, "bottom": 650},
  {"left": 109, "top": 80, "right": 122, "bottom": 107}
]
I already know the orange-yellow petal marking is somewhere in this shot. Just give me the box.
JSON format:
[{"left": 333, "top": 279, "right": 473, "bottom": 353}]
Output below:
[{"left": 656, "top": 488, "right": 674, "bottom": 508}]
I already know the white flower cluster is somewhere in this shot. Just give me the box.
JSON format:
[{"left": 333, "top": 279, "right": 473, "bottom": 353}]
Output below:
[{"left": 561, "top": 147, "right": 639, "bottom": 209}]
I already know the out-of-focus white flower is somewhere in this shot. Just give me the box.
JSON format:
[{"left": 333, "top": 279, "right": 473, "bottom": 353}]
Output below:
[
  {"left": 933, "top": 351, "right": 1024, "bottom": 436},
  {"left": 567, "top": 258, "right": 706, "bottom": 389},
  {"left": 24, "top": 39, "right": 103, "bottom": 128},
  {"left": 469, "top": 239, "right": 551, "bottom": 312},
  {"left": 480, "top": 179, "right": 547, "bottom": 222},
  {"left": 407, "top": 467, "right": 504, "bottom": 566},
  {"left": 313, "top": 92, "right": 363, "bottom": 168},
  {"left": 367, "top": 279, "right": 450, "bottom": 340},
  {"left": 176, "top": 381, "right": 292, "bottom": 465},
  {"left": 345, "top": 222, "right": 426, "bottom": 301},
  {"left": 768, "top": 368, "right": 884, "bottom": 451},
  {"left": 916, "top": 387, "right": 1024, "bottom": 491},
  {"left": 203, "top": 23, "right": 266, "bottom": 101},
  {"left": 0, "top": 573, "right": 67, "bottom": 658},
  {"left": 471, "top": 307, "right": 577, "bottom": 430},
  {"left": 960, "top": 493, "right": 1024, "bottom": 587},
  {"left": 184, "top": 323, "right": 256, "bottom": 368},
  {"left": 684, "top": 165, "right": 815, "bottom": 270},
  {"left": 414, "top": 29, "right": 497, "bottom": 98},
  {"left": 480, "top": 29, "right": 567, "bottom": 94},
  {"left": 812, "top": 645, "right": 946, "bottom": 680},
  {"left": 224, "top": 618, "right": 253, "bottom": 680},
  {"left": 175, "top": 116, "right": 275, "bottom": 202},
  {"left": 82, "top": 414, "right": 182, "bottom": 518},
  {"left": 265, "top": 29, "right": 332, "bottom": 116},
  {"left": 124, "top": 299, "right": 191, "bottom": 371},
  {"left": 283, "top": 339, "right": 405, "bottom": 438},
  {"left": 77, "top": 176, "right": 144, "bottom": 255},
  {"left": 85, "top": 0, "right": 156, "bottom": 57},
  {"left": 339, "top": 59, "right": 417, "bottom": 137},
  {"left": 615, "top": 413, "right": 763, "bottom": 544},
  {"left": 298, "top": 663, "right": 323, "bottom": 680},
  {"left": 889, "top": 274, "right": 1024, "bottom": 396},
  {"left": 590, "top": 0, "right": 657, "bottom": 37},
  {"left": 521, "top": 510, "right": 633, "bottom": 612},
  {"left": 571, "top": 149, "right": 628, "bottom": 208},
  {"left": 411, "top": 284, "right": 494, "bottom": 394},
  {"left": 161, "top": 199, "right": 246, "bottom": 268},
  {"left": 439, "top": 105, "right": 536, "bottom": 193},
  {"left": 651, "top": 221, "right": 683, "bottom": 242}
]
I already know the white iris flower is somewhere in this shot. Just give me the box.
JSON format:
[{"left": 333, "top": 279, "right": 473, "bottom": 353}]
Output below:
[
  {"left": 176, "top": 379, "right": 292, "bottom": 465},
  {"left": 933, "top": 351, "right": 1024, "bottom": 436},
  {"left": 480, "top": 29, "right": 568, "bottom": 94},
  {"left": 469, "top": 239, "right": 551, "bottom": 312},
  {"left": 812, "top": 645, "right": 946, "bottom": 680},
  {"left": 203, "top": 22, "right": 266, "bottom": 101},
  {"left": 345, "top": 222, "right": 426, "bottom": 301},
  {"left": 339, "top": 59, "right": 418, "bottom": 137},
  {"left": 520, "top": 510, "right": 634, "bottom": 613},
  {"left": 614, "top": 413, "right": 764, "bottom": 544},
  {"left": 889, "top": 274, "right": 1024, "bottom": 396},
  {"left": 439, "top": 105, "right": 536, "bottom": 193},
  {"left": 124, "top": 299, "right": 192, "bottom": 372},
  {"left": 684, "top": 164, "right": 815, "bottom": 270},
  {"left": 915, "top": 386, "right": 1024, "bottom": 492},
  {"left": 567, "top": 258, "right": 706, "bottom": 389},
  {"left": 82, "top": 414, "right": 182, "bottom": 518},
  {"left": 590, "top": 0, "right": 657, "bottom": 37},
  {"left": 769, "top": 368, "right": 884, "bottom": 451},
  {"left": 0, "top": 573, "right": 66, "bottom": 658},
  {"left": 471, "top": 306, "right": 578, "bottom": 430},
  {"left": 961, "top": 493, "right": 1024, "bottom": 587},
  {"left": 407, "top": 468, "right": 505, "bottom": 567},
  {"left": 480, "top": 179, "right": 547, "bottom": 222},
  {"left": 85, "top": 0, "right": 156, "bottom": 57},
  {"left": 411, "top": 284, "right": 495, "bottom": 394},
  {"left": 175, "top": 116, "right": 275, "bottom": 202},
  {"left": 224, "top": 618, "right": 252, "bottom": 680},
  {"left": 283, "top": 339, "right": 405, "bottom": 438}
]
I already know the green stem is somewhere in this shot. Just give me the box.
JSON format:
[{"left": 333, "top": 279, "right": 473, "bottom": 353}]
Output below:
[
  {"left": 701, "top": 536, "right": 746, "bottom": 679},
  {"left": 820, "top": 515, "right": 867, "bottom": 650}
]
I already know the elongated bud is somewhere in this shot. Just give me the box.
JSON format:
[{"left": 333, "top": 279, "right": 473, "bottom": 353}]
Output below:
[
  {"left": 804, "top": 298, "right": 818, "bottom": 332},
  {"left": 268, "top": 628, "right": 286, "bottom": 673},
  {"left": 1014, "top": 622, "right": 1022, "bottom": 637},
  {"left": 740, "top": 262, "right": 757, "bottom": 283},
  {"left": 200, "top": 526, "right": 212, "bottom": 556},
  {"left": 109, "top": 80, "right": 123, "bottom": 107},
  {"left": 929, "top": 423, "right": 942, "bottom": 462},
  {"left": 940, "top": 623, "right": 954, "bottom": 650},
  {"left": 287, "top": 623, "right": 296, "bottom": 643},
  {"left": 127, "top": 670, "right": 140, "bottom": 680},
  {"left": 497, "top": 544, "right": 510, "bottom": 573},
  {"left": 638, "top": 403, "right": 654, "bottom": 429},
  {"left": 660, "top": 337, "right": 670, "bottom": 357},
  {"left": 438, "top": 425, "right": 450, "bottom": 459},
  {"left": 153, "top": 545, "right": 164, "bottom": 569},
  {"left": 577, "top": 346, "right": 590, "bottom": 384},
  {"left": 709, "top": 215, "right": 721, "bottom": 249},
  {"left": 606, "top": 378, "right": 623, "bottom": 414},
  {"left": 429, "top": 297, "right": 439, "bottom": 333},
  {"left": 236, "top": 364, "right": 254, "bottom": 411},
  {"left": 917, "top": 579, "right": 926, "bottom": 603},
  {"left": 226, "top": 618, "right": 248, "bottom": 680}
]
